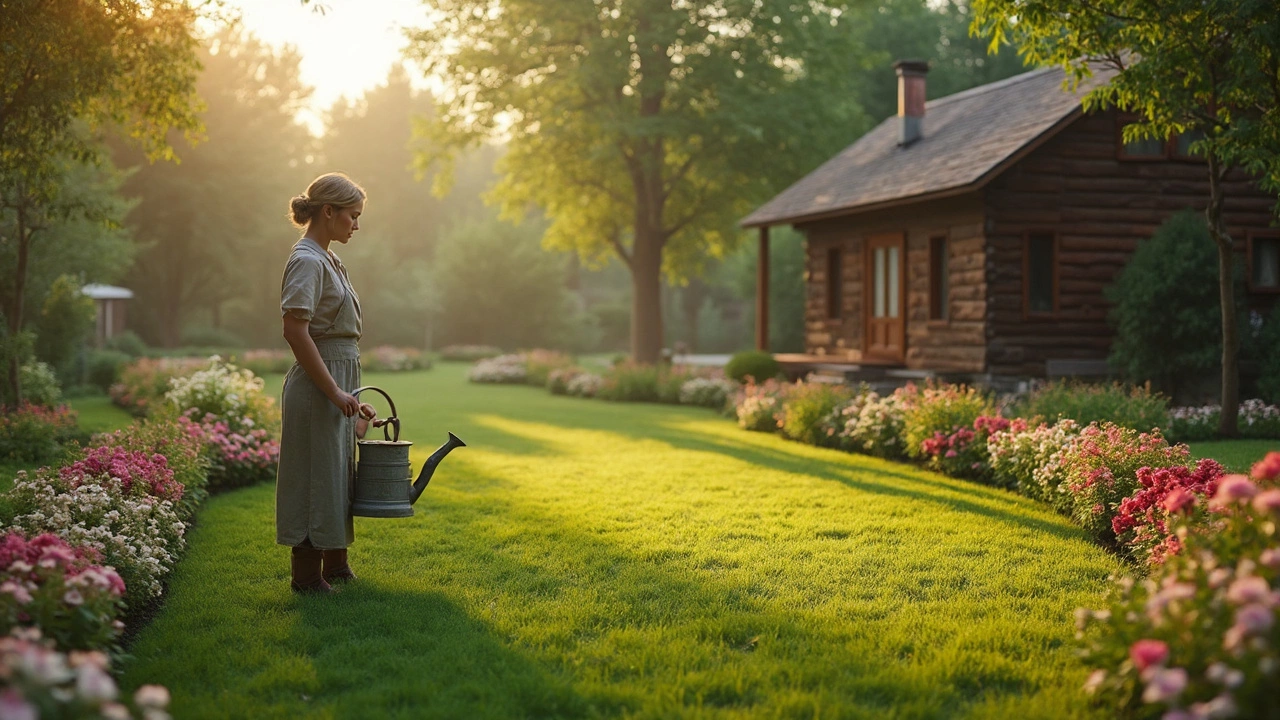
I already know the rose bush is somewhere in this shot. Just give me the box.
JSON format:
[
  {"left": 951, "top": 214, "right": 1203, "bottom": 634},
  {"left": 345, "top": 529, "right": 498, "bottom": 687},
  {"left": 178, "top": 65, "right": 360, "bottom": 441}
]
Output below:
[
  {"left": 1059, "top": 423, "right": 1193, "bottom": 545},
  {"left": 109, "top": 357, "right": 208, "bottom": 417},
  {"left": 6, "top": 468, "right": 185, "bottom": 607},
  {"left": 0, "top": 533, "right": 125, "bottom": 654},
  {"left": 1077, "top": 453, "right": 1280, "bottom": 719},
  {"left": 1111, "top": 459, "right": 1226, "bottom": 565}
]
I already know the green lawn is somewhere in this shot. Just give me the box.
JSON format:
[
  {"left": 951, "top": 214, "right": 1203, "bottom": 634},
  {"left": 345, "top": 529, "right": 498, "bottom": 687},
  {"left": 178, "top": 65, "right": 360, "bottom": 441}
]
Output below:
[
  {"left": 1187, "top": 439, "right": 1276, "bottom": 473},
  {"left": 119, "top": 364, "right": 1124, "bottom": 719}
]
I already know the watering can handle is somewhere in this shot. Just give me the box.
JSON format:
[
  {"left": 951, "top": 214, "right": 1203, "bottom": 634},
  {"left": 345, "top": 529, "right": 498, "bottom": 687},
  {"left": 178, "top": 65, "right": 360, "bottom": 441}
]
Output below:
[{"left": 351, "top": 386, "right": 400, "bottom": 442}]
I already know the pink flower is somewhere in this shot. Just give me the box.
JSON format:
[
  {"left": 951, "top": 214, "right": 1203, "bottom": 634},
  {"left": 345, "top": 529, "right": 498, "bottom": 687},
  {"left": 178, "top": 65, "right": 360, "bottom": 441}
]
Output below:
[
  {"left": 1261, "top": 549, "right": 1280, "bottom": 570},
  {"left": 1161, "top": 488, "right": 1196, "bottom": 514},
  {"left": 1235, "top": 604, "right": 1274, "bottom": 634},
  {"left": 0, "top": 689, "right": 35, "bottom": 720},
  {"left": 1142, "top": 667, "right": 1187, "bottom": 703},
  {"left": 1211, "top": 475, "right": 1258, "bottom": 508},
  {"left": 1252, "top": 452, "right": 1280, "bottom": 481},
  {"left": 1225, "top": 576, "right": 1273, "bottom": 606},
  {"left": 62, "top": 590, "right": 84, "bottom": 606},
  {"left": 1253, "top": 489, "right": 1280, "bottom": 514},
  {"left": 1130, "top": 639, "right": 1170, "bottom": 671}
]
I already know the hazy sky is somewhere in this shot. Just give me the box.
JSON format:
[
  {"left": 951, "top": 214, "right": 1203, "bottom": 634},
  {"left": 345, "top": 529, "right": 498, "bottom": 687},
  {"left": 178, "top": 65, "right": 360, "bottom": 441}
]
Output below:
[{"left": 226, "top": 0, "right": 432, "bottom": 134}]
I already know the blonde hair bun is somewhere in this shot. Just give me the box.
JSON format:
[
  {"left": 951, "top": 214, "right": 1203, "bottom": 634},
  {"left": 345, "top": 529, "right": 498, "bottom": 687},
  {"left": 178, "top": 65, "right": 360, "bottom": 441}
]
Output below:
[{"left": 287, "top": 172, "right": 366, "bottom": 228}]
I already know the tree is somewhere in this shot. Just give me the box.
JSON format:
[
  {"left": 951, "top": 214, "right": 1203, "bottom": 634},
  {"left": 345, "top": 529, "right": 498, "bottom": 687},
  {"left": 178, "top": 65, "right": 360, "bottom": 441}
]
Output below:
[
  {"left": 0, "top": 0, "right": 202, "bottom": 399},
  {"left": 117, "top": 22, "right": 313, "bottom": 348},
  {"left": 406, "top": 0, "right": 872, "bottom": 363},
  {"left": 430, "top": 217, "right": 572, "bottom": 350},
  {"left": 971, "top": 0, "right": 1280, "bottom": 434}
]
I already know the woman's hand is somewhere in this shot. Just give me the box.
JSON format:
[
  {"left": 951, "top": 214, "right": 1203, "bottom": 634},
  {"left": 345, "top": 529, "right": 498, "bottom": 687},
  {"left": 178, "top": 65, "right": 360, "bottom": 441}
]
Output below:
[
  {"left": 330, "top": 390, "right": 361, "bottom": 417},
  {"left": 358, "top": 403, "right": 377, "bottom": 421}
]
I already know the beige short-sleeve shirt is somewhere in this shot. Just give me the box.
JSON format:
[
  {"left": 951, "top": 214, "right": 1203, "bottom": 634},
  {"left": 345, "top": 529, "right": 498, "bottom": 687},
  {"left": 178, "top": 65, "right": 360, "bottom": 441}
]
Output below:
[{"left": 280, "top": 238, "right": 360, "bottom": 338}]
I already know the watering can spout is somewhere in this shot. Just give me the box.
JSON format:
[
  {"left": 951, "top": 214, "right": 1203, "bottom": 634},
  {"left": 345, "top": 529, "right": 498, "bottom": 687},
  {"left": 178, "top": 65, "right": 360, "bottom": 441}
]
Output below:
[{"left": 410, "top": 432, "right": 467, "bottom": 505}]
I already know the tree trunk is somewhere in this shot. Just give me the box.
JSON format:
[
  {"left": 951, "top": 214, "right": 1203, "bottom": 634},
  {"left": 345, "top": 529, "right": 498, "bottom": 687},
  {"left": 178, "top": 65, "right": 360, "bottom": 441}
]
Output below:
[
  {"left": 6, "top": 201, "right": 30, "bottom": 403},
  {"left": 1206, "top": 154, "right": 1239, "bottom": 436},
  {"left": 630, "top": 223, "right": 664, "bottom": 364}
]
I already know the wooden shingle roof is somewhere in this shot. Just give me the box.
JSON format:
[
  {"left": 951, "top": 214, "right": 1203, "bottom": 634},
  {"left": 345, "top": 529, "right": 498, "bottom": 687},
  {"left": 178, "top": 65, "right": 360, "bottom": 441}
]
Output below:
[{"left": 741, "top": 65, "right": 1116, "bottom": 227}]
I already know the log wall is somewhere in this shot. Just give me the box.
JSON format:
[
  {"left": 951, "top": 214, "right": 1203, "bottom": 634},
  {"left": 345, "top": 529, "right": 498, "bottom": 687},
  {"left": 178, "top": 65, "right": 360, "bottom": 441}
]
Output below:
[
  {"left": 984, "top": 108, "right": 1278, "bottom": 376},
  {"left": 797, "top": 193, "right": 987, "bottom": 372}
]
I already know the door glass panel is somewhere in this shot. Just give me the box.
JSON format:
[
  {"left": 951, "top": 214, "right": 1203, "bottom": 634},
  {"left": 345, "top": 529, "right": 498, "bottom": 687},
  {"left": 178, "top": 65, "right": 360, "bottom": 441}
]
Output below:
[
  {"left": 874, "top": 248, "right": 885, "bottom": 318},
  {"left": 888, "top": 247, "right": 900, "bottom": 318}
]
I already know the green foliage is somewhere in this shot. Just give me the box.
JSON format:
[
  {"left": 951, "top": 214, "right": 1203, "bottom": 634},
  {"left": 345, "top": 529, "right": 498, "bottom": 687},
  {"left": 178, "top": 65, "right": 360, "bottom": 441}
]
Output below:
[
  {"left": 901, "top": 384, "right": 995, "bottom": 460},
  {"left": 33, "top": 275, "right": 95, "bottom": 384},
  {"left": 85, "top": 348, "right": 131, "bottom": 392},
  {"left": 0, "top": 403, "right": 78, "bottom": 465},
  {"left": 19, "top": 362, "right": 62, "bottom": 408},
  {"left": 104, "top": 330, "right": 146, "bottom": 358},
  {"left": 522, "top": 351, "right": 575, "bottom": 388},
  {"left": 407, "top": 0, "right": 875, "bottom": 361},
  {"left": 431, "top": 217, "right": 572, "bottom": 350},
  {"left": 780, "top": 382, "right": 855, "bottom": 446},
  {"left": 597, "top": 363, "right": 660, "bottom": 403},
  {"left": 439, "top": 345, "right": 504, "bottom": 362},
  {"left": 972, "top": 1, "right": 1280, "bottom": 197},
  {"left": 1015, "top": 380, "right": 1170, "bottom": 433},
  {"left": 117, "top": 22, "right": 309, "bottom": 349},
  {"left": 1105, "top": 211, "right": 1228, "bottom": 396},
  {"left": 724, "top": 350, "right": 781, "bottom": 384}
]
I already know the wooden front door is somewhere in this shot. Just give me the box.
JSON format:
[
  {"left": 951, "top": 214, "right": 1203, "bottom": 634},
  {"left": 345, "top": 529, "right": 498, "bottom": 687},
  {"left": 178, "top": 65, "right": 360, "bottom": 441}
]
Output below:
[{"left": 864, "top": 232, "right": 906, "bottom": 363}]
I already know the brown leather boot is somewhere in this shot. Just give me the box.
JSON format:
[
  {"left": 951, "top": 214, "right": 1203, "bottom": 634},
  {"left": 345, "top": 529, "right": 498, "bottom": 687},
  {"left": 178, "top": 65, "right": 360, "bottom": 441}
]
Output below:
[
  {"left": 291, "top": 546, "right": 333, "bottom": 594},
  {"left": 322, "top": 549, "right": 357, "bottom": 583}
]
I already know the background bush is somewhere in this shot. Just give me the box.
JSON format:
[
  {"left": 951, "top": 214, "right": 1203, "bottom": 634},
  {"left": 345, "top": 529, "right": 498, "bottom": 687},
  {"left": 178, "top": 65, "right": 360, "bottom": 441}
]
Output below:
[
  {"left": 724, "top": 350, "right": 780, "bottom": 384},
  {"left": 598, "top": 363, "right": 660, "bottom": 403},
  {"left": 19, "top": 361, "right": 62, "bottom": 407},
  {"left": 33, "top": 275, "right": 96, "bottom": 386},
  {"left": 1014, "top": 380, "right": 1169, "bottom": 432},
  {"left": 104, "top": 330, "right": 148, "bottom": 358},
  {"left": 86, "top": 349, "right": 132, "bottom": 393},
  {"left": 1257, "top": 304, "right": 1280, "bottom": 405},
  {"left": 779, "top": 382, "right": 854, "bottom": 446},
  {"left": 1105, "top": 209, "right": 1239, "bottom": 400}
]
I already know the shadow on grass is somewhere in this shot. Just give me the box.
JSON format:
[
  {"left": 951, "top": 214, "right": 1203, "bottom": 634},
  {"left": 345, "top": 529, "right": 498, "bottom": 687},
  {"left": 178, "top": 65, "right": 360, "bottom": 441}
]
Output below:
[{"left": 292, "top": 586, "right": 589, "bottom": 719}]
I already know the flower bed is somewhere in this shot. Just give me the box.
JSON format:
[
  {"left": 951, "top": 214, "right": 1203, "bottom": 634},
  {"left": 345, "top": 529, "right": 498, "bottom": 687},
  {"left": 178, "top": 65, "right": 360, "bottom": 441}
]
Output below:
[
  {"left": 1167, "top": 399, "right": 1280, "bottom": 443},
  {"left": 2, "top": 354, "right": 283, "bottom": 711}
]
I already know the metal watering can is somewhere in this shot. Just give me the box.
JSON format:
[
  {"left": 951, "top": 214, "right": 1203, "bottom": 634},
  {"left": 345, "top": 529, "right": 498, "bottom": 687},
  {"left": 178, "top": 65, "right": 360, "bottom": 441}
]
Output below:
[{"left": 350, "top": 386, "right": 466, "bottom": 518}]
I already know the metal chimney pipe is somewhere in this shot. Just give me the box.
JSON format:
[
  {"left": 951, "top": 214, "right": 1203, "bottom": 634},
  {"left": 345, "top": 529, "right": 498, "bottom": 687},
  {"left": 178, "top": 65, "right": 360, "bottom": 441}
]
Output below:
[{"left": 894, "top": 60, "right": 929, "bottom": 146}]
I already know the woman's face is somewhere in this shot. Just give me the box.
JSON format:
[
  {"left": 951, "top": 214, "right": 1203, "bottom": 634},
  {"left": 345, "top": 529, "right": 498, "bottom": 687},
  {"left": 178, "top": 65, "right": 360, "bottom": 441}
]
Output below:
[{"left": 323, "top": 199, "right": 363, "bottom": 244}]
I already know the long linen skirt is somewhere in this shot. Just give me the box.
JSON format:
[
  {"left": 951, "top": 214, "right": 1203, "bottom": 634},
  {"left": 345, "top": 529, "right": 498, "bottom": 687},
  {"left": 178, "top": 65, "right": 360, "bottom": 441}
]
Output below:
[{"left": 276, "top": 338, "right": 359, "bottom": 549}]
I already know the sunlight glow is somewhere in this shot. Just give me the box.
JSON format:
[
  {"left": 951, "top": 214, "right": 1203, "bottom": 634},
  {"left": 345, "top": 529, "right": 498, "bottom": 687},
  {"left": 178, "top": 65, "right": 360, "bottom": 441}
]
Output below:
[{"left": 221, "top": 0, "right": 434, "bottom": 135}]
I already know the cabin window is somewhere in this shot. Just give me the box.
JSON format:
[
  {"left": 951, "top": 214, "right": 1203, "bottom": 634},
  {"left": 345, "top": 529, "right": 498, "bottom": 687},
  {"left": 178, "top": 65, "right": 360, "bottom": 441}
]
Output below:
[
  {"left": 1172, "top": 129, "right": 1206, "bottom": 159},
  {"left": 1024, "top": 233, "right": 1057, "bottom": 315},
  {"left": 826, "top": 247, "right": 843, "bottom": 318},
  {"left": 1251, "top": 234, "right": 1280, "bottom": 291},
  {"left": 929, "top": 235, "right": 949, "bottom": 321},
  {"left": 1118, "top": 115, "right": 1206, "bottom": 161}
]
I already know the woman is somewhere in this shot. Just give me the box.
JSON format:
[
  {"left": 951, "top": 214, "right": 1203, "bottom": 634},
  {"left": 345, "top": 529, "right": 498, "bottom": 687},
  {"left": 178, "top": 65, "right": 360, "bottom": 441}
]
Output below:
[{"left": 277, "top": 172, "right": 377, "bottom": 594}]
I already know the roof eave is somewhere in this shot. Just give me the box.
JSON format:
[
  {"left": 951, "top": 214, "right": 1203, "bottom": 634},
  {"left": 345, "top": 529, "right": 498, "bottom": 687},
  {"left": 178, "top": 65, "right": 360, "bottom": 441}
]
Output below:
[{"left": 740, "top": 105, "right": 1087, "bottom": 229}]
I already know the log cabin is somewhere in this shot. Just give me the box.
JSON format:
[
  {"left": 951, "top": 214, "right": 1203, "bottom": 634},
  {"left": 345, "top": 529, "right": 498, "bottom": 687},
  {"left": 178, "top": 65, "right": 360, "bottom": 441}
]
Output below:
[{"left": 743, "top": 61, "right": 1280, "bottom": 386}]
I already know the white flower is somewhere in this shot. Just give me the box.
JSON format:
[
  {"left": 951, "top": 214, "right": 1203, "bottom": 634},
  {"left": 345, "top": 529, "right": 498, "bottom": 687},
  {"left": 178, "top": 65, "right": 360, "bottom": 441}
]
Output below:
[
  {"left": 62, "top": 590, "right": 84, "bottom": 606},
  {"left": 75, "top": 663, "right": 118, "bottom": 702},
  {"left": 134, "top": 684, "right": 171, "bottom": 709}
]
